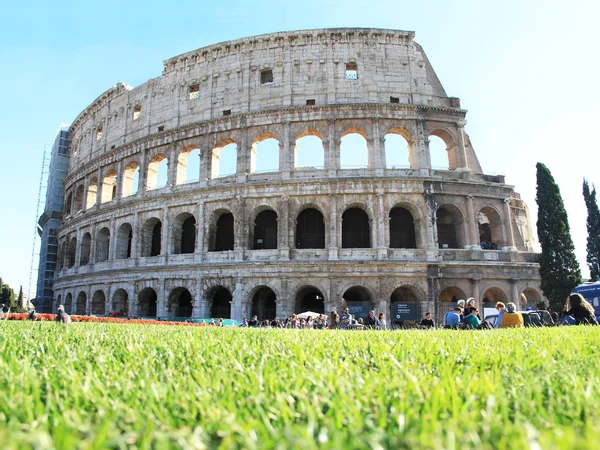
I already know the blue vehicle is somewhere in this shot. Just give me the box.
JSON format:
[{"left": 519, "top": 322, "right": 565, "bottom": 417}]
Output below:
[{"left": 572, "top": 281, "right": 600, "bottom": 322}]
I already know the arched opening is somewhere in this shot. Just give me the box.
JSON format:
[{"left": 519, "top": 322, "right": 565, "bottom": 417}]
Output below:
[
  {"left": 522, "top": 288, "right": 543, "bottom": 309},
  {"left": 340, "top": 130, "right": 369, "bottom": 169},
  {"left": 176, "top": 146, "right": 200, "bottom": 185},
  {"left": 296, "top": 208, "right": 325, "bottom": 249},
  {"left": 295, "top": 286, "right": 325, "bottom": 314},
  {"left": 211, "top": 141, "right": 237, "bottom": 178},
  {"left": 342, "top": 286, "right": 374, "bottom": 322},
  {"left": 138, "top": 288, "right": 158, "bottom": 317},
  {"left": 482, "top": 287, "right": 508, "bottom": 316},
  {"left": 210, "top": 287, "right": 232, "bottom": 319},
  {"left": 478, "top": 207, "right": 503, "bottom": 249},
  {"left": 251, "top": 136, "right": 279, "bottom": 173},
  {"left": 74, "top": 185, "right": 85, "bottom": 212},
  {"left": 389, "top": 207, "right": 416, "bottom": 248},
  {"left": 86, "top": 177, "right": 98, "bottom": 209},
  {"left": 115, "top": 223, "right": 133, "bottom": 259},
  {"left": 168, "top": 288, "right": 193, "bottom": 318},
  {"left": 101, "top": 170, "right": 117, "bottom": 203},
  {"left": 171, "top": 213, "right": 196, "bottom": 254},
  {"left": 429, "top": 135, "right": 449, "bottom": 169},
  {"left": 80, "top": 233, "right": 91, "bottom": 266},
  {"left": 439, "top": 286, "right": 467, "bottom": 320},
  {"left": 295, "top": 133, "right": 324, "bottom": 169},
  {"left": 91, "top": 290, "right": 106, "bottom": 315},
  {"left": 147, "top": 154, "right": 168, "bottom": 190},
  {"left": 390, "top": 286, "right": 420, "bottom": 325},
  {"left": 436, "top": 205, "right": 465, "bottom": 249},
  {"left": 64, "top": 193, "right": 72, "bottom": 216},
  {"left": 252, "top": 209, "right": 278, "bottom": 250},
  {"left": 59, "top": 241, "right": 67, "bottom": 270},
  {"left": 210, "top": 212, "right": 234, "bottom": 252},
  {"left": 251, "top": 287, "right": 277, "bottom": 321},
  {"left": 384, "top": 130, "right": 412, "bottom": 168},
  {"left": 64, "top": 293, "right": 73, "bottom": 314},
  {"left": 68, "top": 237, "right": 77, "bottom": 268},
  {"left": 342, "top": 208, "right": 370, "bottom": 248},
  {"left": 112, "top": 289, "right": 129, "bottom": 315},
  {"left": 141, "top": 218, "right": 162, "bottom": 257},
  {"left": 96, "top": 227, "right": 110, "bottom": 262},
  {"left": 122, "top": 162, "right": 140, "bottom": 197},
  {"left": 75, "top": 292, "right": 87, "bottom": 315}
]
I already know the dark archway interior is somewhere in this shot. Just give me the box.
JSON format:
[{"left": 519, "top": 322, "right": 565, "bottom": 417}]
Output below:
[
  {"left": 296, "top": 287, "right": 325, "bottom": 314},
  {"left": 151, "top": 223, "right": 162, "bottom": 256},
  {"left": 296, "top": 208, "right": 325, "bottom": 249},
  {"left": 389, "top": 207, "right": 416, "bottom": 248},
  {"left": 478, "top": 223, "right": 493, "bottom": 248},
  {"left": 253, "top": 210, "right": 278, "bottom": 249},
  {"left": 76, "top": 293, "right": 87, "bottom": 315},
  {"left": 437, "top": 209, "right": 457, "bottom": 249},
  {"left": 181, "top": 217, "right": 196, "bottom": 254},
  {"left": 215, "top": 213, "right": 234, "bottom": 251},
  {"left": 92, "top": 292, "right": 106, "bottom": 315},
  {"left": 342, "top": 208, "right": 370, "bottom": 248},
  {"left": 172, "top": 289, "right": 193, "bottom": 317},
  {"left": 251, "top": 287, "right": 277, "bottom": 320},
  {"left": 343, "top": 286, "right": 372, "bottom": 320},
  {"left": 211, "top": 288, "right": 232, "bottom": 319},
  {"left": 139, "top": 288, "right": 158, "bottom": 317}
]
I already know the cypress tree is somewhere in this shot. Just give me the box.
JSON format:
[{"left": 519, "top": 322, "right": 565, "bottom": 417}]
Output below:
[
  {"left": 583, "top": 179, "right": 600, "bottom": 281},
  {"left": 536, "top": 163, "right": 582, "bottom": 312}
]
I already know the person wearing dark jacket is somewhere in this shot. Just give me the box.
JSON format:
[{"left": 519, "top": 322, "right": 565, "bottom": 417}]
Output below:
[
  {"left": 564, "top": 293, "right": 598, "bottom": 325},
  {"left": 420, "top": 312, "right": 435, "bottom": 328},
  {"left": 366, "top": 310, "right": 377, "bottom": 329}
]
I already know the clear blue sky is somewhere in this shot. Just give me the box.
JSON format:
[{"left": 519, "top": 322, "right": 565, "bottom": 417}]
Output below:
[{"left": 1, "top": 0, "right": 598, "bottom": 298}]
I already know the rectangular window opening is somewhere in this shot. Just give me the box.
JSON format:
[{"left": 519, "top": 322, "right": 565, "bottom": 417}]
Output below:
[
  {"left": 223, "top": 109, "right": 231, "bottom": 116},
  {"left": 306, "top": 99, "right": 316, "bottom": 106},
  {"left": 390, "top": 96, "right": 400, "bottom": 104},
  {"left": 96, "top": 126, "right": 103, "bottom": 141},
  {"left": 345, "top": 62, "right": 358, "bottom": 80},
  {"left": 157, "top": 126, "right": 165, "bottom": 132},
  {"left": 260, "top": 69, "right": 274, "bottom": 85},
  {"left": 110, "top": 145, "right": 115, "bottom": 150},
  {"left": 189, "top": 84, "right": 200, "bottom": 100},
  {"left": 133, "top": 104, "right": 141, "bottom": 120}
]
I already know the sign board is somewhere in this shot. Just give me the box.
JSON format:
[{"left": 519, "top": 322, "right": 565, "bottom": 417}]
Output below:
[
  {"left": 348, "top": 305, "right": 371, "bottom": 320},
  {"left": 391, "top": 302, "right": 418, "bottom": 322}
]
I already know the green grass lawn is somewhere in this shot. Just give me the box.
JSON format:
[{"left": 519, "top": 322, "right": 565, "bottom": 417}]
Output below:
[{"left": 1, "top": 323, "right": 599, "bottom": 449}]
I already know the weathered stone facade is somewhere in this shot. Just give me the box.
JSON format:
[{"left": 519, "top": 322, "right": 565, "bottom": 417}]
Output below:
[{"left": 54, "top": 28, "right": 543, "bottom": 324}]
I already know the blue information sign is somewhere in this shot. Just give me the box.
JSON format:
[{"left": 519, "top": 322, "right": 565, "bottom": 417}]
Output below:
[{"left": 391, "top": 302, "right": 418, "bottom": 321}]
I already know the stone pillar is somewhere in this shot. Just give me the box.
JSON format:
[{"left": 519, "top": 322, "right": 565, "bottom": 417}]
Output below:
[
  {"left": 195, "top": 202, "right": 205, "bottom": 262},
  {"left": 74, "top": 228, "right": 82, "bottom": 268},
  {"left": 415, "top": 121, "right": 431, "bottom": 174},
  {"left": 424, "top": 193, "right": 438, "bottom": 250},
  {"left": 456, "top": 120, "right": 469, "bottom": 170},
  {"left": 109, "top": 219, "right": 118, "bottom": 261},
  {"left": 328, "top": 194, "right": 339, "bottom": 260},
  {"left": 115, "top": 159, "right": 124, "bottom": 200},
  {"left": 325, "top": 119, "right": 338, "bottom": 175},
  {"left": 471, "top": 277, "right": 481, "bottom": 305},
  {"left": 132, "top": 212, "right": 140, "bottom": 264},
  {"left": 162, "top": 206, "right": 169, "bottom": 262},
  {"left": 466, "top": 195, "right": 479, "bottom": 249},
  {"left": 168, "top": 145, "right": 177, "bottom": 189},
  {"left": 89, "top": 223, "right": 97, "bottom": 265},
  {"left": 237, "top": 126, "right": 248, "bottom": 183},
  {"left": 105, "top": 285, "right": 112, "bottom": 315},
  {"left": 279, "top": 195, "right": 290, "bottom": 260},
  {"left": 510, "top": 278, "right": 520, "bottom": 310},
  {"left": 370, "top": 119, "right": 384, "bottom": 173},
  {"left": 95, "top": 168, "right": 102, "bottom": 206},
  {"left": 192, "top": 281, "right": 203, "bottom": 319},
  {"left": 234, "top": 196, "right": 246, "bottom": 261},
  {"left": 232, "top": 279, "right": 244, "bottom": 320},
  {"left": 281, "top": 121, "right": 291, "bottom": 178},
  {"left": 503, "top": 198, "right": 516, "bottom": 250},
  {"left": 157, "top": 281, "right": 167, "bottom": 318},
  {"left": 376, "top": 191, "right": 386, "bottom": 259},
  {"left": 138, "top": 151, "right": 147, "bottom": 196},
  {"left": 200, "top": 143, "right": 211, "bottom": 185}
]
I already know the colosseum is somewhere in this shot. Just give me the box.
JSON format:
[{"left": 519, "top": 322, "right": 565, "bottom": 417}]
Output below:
[{"left": 53, "top": 28, "right": 544, "bottom": 324}]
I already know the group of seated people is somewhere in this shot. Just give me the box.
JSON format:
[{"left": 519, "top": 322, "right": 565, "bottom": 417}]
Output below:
[
  {"left": 443, "top": 298, "right": 521, "bottom": 329},
  {"left": 239, "top": 309, "right": 388, "bottom": 330}
]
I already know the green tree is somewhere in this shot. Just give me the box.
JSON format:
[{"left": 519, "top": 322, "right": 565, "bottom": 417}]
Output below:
[
  {"left": 583, "top": 179, "right": 600, "bottom": 281},
  {"left": 536, "top": 163, "right": 582, "bottom": 312},
  {"left": 0, "top": 277, "right": 16, "bottom": 309}
]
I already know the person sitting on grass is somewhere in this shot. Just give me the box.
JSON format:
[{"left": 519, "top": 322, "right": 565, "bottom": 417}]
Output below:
[
  {"left": 419, "top": 312, "right": 435, "bottom": 328},
  {"left": 563, "top": 293, "right": 598, "bottom": 325},
  {"left": 495, "top": 302, "right": 506, "bottom": 328},
  {"left": 499, "top": 302, "right": 524, "bottom": 328},
  {"left": 464, "top": 306, "right": 481, "bottom": 329},
  {"left": 444, "top": 307, "right": 462, "bottom": 329},
  {"left": 328, "top": 311, "right": 339, "bottom": 329}
]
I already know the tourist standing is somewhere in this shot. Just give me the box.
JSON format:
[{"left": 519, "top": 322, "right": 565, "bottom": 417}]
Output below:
[{"left": 376, "top": 312, "right": 387, "bottom": 330}]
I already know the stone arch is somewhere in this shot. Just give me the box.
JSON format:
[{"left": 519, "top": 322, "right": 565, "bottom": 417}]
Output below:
[
  {"left": 74, "top": 184, "right": 85, "bottom": 212},
  {"left": 101, "top": 169, "right": 117, "bottom": 203},
  {"left": 436, "top": 204, "right": 466, "bottom": 249},
  {"left": 122, "top": 161, "right": 140, "bottom": 197},
  {"left": 342, "top": 285, "right": 376, "bottom": 321},
  {"left": 167, "top": 287, "right": 193, "bottom": 317},
  {"left": 86, "top": 177, "right": 98, "bottom": 209},
  {"left": 141, "top": 218, "right": 162, "bottom": 257},
  {"left": 477, "top": 206, "right": 504, "bottom": 249},
  {"left": 251, "top": 132, "right": 280, "bottom": 173},
  {"left": 91, "top": 290, "right": 106, "bottom": 315},
  {"left": 64, "top": 293, "right": 73, "bottom": 314},
  {"left": 342, "top": 206, "right": 371, "bottom": 248},
  {"left": 481, "top": 286, "right": 509, "bottom": 316},
  {"left": 80, "top": 233, "right": 91, "bottom": 266},
  {"left": 138, "top": 288, "right": 158, "bottom": 317},
  {"left": 296, "top": 207, "right": 325, "bottom": 249},
  {"left": 389, "top": 207, "right": 416, "bottom": 249},
  {"left": 251, "top": 207, "right": 278, "bottom": 250},
  {"left": 439, "top": 286, "right": 467, "bottom": 320},
  {"left": 115, "top": 222, "right": 133, "bottom": 259},
  {"left": 75, "top": 291, "right": 87, "bottom": 315},
  {"left": 340, "top": 127, "right": 369, "bottom": 169},
  {"left": 250, "top": 286, "right": 278, "bottom": 321},
  {"left": 111, "top": 288, "right": 129, "bottom": 315},
  {"left": 429, "top": 128, "right": 457, "bottom": 170},
  {"left": 172, "top": 212, "right": 196, "bottom": 254},
  {"left": 521, "top": 287, "right": 543, "bottom": 308},
  {"left": 96, "top": 227, "right": 110, "bottom": 262},
  {"left": 212, "top": 139, "right": 237, "bottom": 179},
  {"left": 147, "top": 153, "right": 168, "bottom": 190},
  {"left": 207, "top": 286, "right": 232, "bottom": 319},
  {"left": 68, "top": 236, "right": 77, "bottom": 268},
  {"left": 294, "top": 285, "right": 326, "bottom": 315},
  {"left": 384, "top": 127, "right": 414, "bottom": 169},
  {"left": 295, "top": 129, "right": 325, "bottom": 169},
  {"left": 176, "top": 145, "right": 200, "bottom": 185},
  {"left": 64, "top": 192, "right": 72, "bottom": 216},
  {"left": 209, "top": 209, "right": 234, "bottom": 252}
]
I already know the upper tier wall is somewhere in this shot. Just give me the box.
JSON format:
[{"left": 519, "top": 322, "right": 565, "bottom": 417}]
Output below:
[{"left": 69, "top": 28, "right": 458, "bottom": 172}]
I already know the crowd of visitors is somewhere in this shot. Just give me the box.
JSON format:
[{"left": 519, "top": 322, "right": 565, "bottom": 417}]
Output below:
[{"left": 238, "top": 309, "right": 388, "bottom": 330}]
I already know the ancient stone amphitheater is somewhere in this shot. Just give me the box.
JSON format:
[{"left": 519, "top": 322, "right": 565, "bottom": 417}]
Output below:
[{"left": 54, "top": 28, "right": 543, "bottom": 324}]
